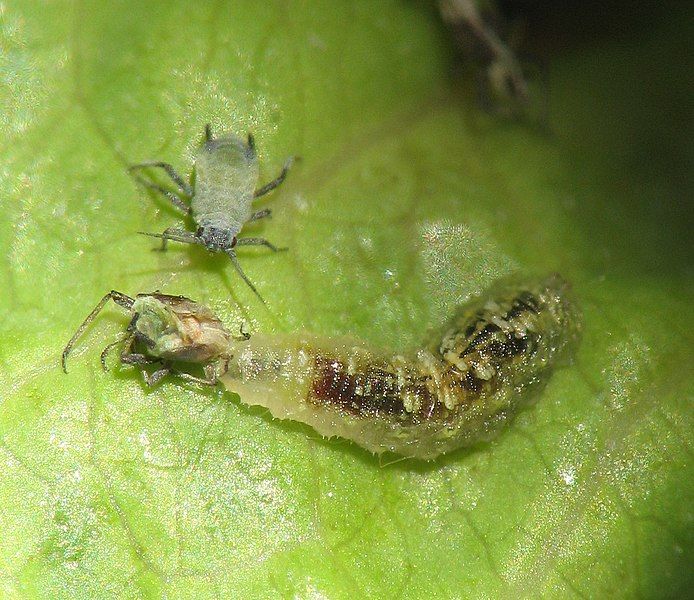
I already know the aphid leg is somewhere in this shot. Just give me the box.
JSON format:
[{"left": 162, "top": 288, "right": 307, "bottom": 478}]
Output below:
[
  {"left": 62, "top": 291, "right": 135, "bottom": 373},
  {"left": 119, "top": 327, "right": 157, "bottom": 367},
  {"left": 128, "top": 162, "right": 193, "bottom": 196},
  {"left": 121, "top": 350, "right": 162, "bottom": 370},
  {"left": 175, "top": 363, "right": 221, "bottom": 386},
  {"left": 119, "top": 350, "right": 156, "bottom": 367},
  {"left": 100, "top": 333, "right": 135, "bottom": 371},
  {"left": 253, "top": 157, "right": 294, "bottom": 198},
  {"left": 248, "top": 208, "right": 272, "bottom": 222},
  {"left": 129, "top": 171, "right": 191, "bottom": 215},
  {"left": 119, "top": 344, "right": 170, "bottom": 386},
  {"left": 154, "top": 227, "right": 171, "bottom": 252},
  {"left": 224, "top": 249, "right": 267, "bottom": 306},
  {"left": 236, "top": 323, "right": 251, "bottom": 341},
  {"left": 142, "top": 367, "right": 172, "bottom": 387},
  {"left": 236, "top": 237, "right": 287, "bottom": 252},
  {"left": 139, "top": 228, "right": 200, "bottom": 251},
  {"left": 154, "top": 227, "right": 182, "bottom": 252}
]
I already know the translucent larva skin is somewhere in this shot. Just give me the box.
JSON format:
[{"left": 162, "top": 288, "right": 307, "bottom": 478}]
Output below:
[
  {"left": 222, "top": 274, "right": 581, "bottom": 460},
  {"left": 192, "top": 134, "right": 259, "bottom": 238},
  {"left": 133, "top": 294, "right": 231, "bottom": 363}
]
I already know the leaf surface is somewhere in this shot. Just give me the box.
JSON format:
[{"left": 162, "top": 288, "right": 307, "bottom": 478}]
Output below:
[{"left": 0, "top": 2, "right": 691, "bottom": 598}]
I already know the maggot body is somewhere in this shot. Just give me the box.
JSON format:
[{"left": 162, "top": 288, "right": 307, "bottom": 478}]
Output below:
[
  {"left": 223, "top": 274, "right": 581, "bottom": 459},
  {"left": 62, "top": 291, "right": 238, "bottom": 386},
  {"left": 129, "top": 125, "right": 294, "bottom": 303}
]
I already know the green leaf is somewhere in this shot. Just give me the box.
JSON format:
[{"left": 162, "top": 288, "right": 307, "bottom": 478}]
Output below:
[{"left": 1, "top": 2, "right": 691, "bottom": 598}]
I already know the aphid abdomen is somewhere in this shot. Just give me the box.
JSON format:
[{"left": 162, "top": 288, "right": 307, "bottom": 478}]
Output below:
[
  {"left": 192, "top": 134, "right": 259, "bottom": 231},
  {"left": 132, "top": 294, "right": 231, "bottom": 363},
  {"left": 224, "top": 274, "right": 581, "bottom": 460}
]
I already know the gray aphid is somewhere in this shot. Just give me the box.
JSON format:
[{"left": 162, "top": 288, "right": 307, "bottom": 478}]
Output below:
[
  {"left": 61, "top": 290, "right": 248, "bottom": 387},
  {"left": 129, "top": 125, "right": 294, "bottom": 304}
]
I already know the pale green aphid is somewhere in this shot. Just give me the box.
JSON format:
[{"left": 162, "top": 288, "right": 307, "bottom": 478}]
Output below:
[
  {"left": 61, "top": 291, "right": 245, "bottom": 386},
  {"left": 129, "top": 125, "right": 294, "bottom": 304}
]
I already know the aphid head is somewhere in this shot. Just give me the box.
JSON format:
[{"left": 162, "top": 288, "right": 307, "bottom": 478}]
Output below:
[{"left": 196, "top": 225, "right": 237, "bottom": 252}]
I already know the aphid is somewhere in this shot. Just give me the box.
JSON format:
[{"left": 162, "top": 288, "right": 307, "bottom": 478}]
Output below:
[
  {"left": 61, "top": 291, "right": 247, "bottom": 386},
  {"left": 222, "top": 274, "right": 581, "bottom": 460},
  {"left": 438, "top": 0, "right": 544, "bottom": 120},
  {"left": 129, "top": 125, "right": 294, "bottom": 304}
]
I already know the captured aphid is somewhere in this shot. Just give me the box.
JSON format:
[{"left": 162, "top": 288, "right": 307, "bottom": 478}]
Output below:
[
  {"left": 223, "top": 274, "right": 581, "bottom": 460},
  {"left": 129, "top": 125, "right": 294, "bottom": 304},
  {"left": 61, "top": 291, "right": 247, "bottom": 386}
]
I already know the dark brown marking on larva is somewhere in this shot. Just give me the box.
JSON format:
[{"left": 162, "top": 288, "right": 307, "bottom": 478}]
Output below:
[
  {"left": 454, "top": 370, "right": 484, "bottom": 394},
  {"left": 311, "top": 358, "right": 404, "bottom": 416},
  {"left": 459, "top": 323, "right": 502, "bottom": 357},
  {"left": 486, "top": 334, "right": 528, "bottom": 359},
  {"left": 310, "top": 357, "right": 439, "bottom": 421}
]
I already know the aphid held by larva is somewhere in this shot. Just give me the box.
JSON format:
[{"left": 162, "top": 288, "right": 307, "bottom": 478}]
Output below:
[
  {"left": 129, "top": 125, "right": 294, "bottom": 304},
  {"left": 222, "top": 274, "right": 581, "bottom": 460},
  {"left": 61, "top": 291, "right": 248, "bottom": 386}
]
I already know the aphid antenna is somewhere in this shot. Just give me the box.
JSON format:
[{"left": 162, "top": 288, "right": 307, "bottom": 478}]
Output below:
[
  {"left": 138, "top": 230, "right": 201, "bottom": 245},
  {"left": 61, "top": 291, "right": 135, "bottom": 373},
  {"left": 225, "top": 249, "right": 267, "bottom": 307}
]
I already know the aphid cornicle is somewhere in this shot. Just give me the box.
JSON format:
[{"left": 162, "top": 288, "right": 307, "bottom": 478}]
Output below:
[
  {"left": 222, "top": 274, "right": 582, "bottom": 460},
  {"left": 129, "top": 125, "right": 294, "bottom": 304},
  {"left": 61, "top": 291, "right": 246, "bottom": 386}
]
